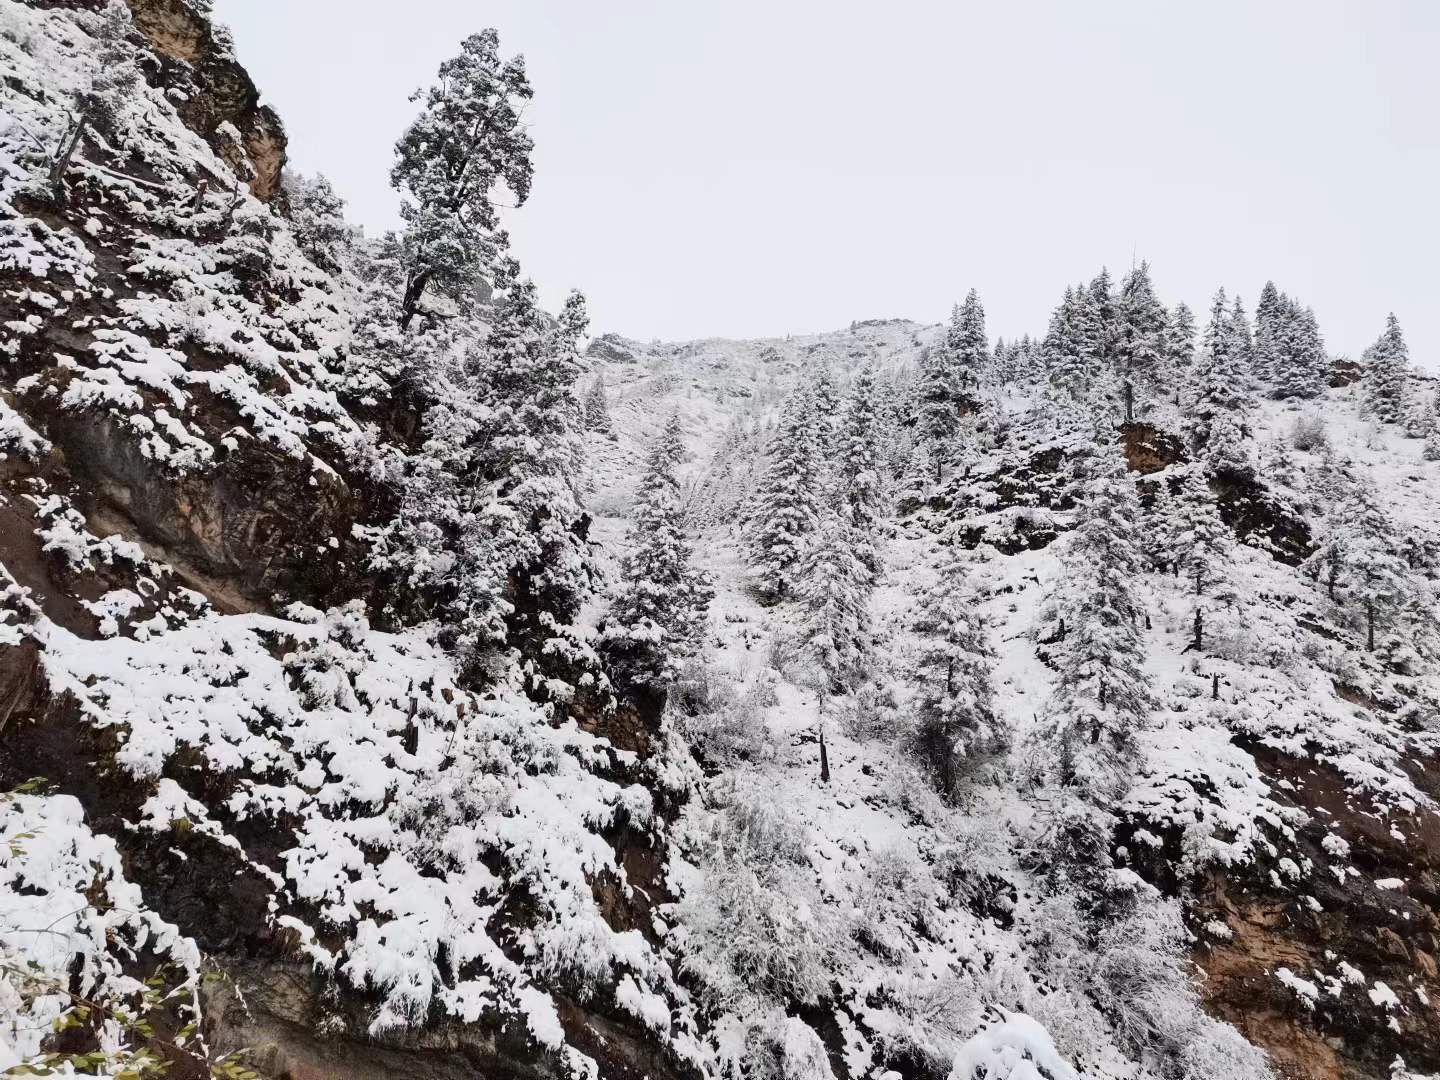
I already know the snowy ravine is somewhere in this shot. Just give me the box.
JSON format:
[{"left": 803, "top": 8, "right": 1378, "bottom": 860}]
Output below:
[{"left": 2, "top": 3, "right": 1440, "bottom": 1080}]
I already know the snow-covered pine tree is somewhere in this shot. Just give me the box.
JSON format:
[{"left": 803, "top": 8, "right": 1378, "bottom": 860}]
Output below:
[
  {"left": 1155, "top": 465, "right": 1233, "bottom": 652},
  {"left": 1160, "top": 466, "right": 1232, "bottom": 596},
  {"left": 390, "top": 30, "right": 535, "bottom": 328},
  {"left": 1252, "top": 280, "right": 1286, "bottom": 390},
  {"left": 918, "top": 331, "right": 962, "bottom": 472},
  {"left": 836, "top": 367, "right": 886, "bottom": 575},
  {"left": 1084, "top": 267, "right": 1118, "bottom": 366},
  {"left": 746, "top": 385, "right": 822, "bottom": 600},
  {"left": 603, "top": 414, "right": 714, "bottom": 689},
  {"left": 910, "top": 540, "right": 1001, "bottom": 798},
  {"left": 1044, "top": 285, "right": 1091, "bottom": 395},
  {"left": 456, "top": 271, "right": 595, "bottom": 694},
  {"left": 282, "top": 172, "right": 355, "bottom": 278},
  {"left": 796, "top": 506, "right": 873, "bottom": 698},
  {"left": 951, "top": 289, "right": 990, "bottom": 394},
  {"left": 1272, "top": 305, "right": 1330, "bottom": 400},
  {"left": 1160, "top": 301, "right": 1197, "bottom": 399},
  {"left": 992, "top": 337, "right": 1010, "bottom": 386},
  {"left": 364, "top": 262, "right": 595, "bottom": 699},
  {"left": 1115, "top": 261, "right": 1167, "bottom": 422},
  {"left": 812, "top": 365, "right": 842, "bottom": 456},
  {"left": 919, "top": 292, "right": 986, "bottom": 475},
  {"left": 1185, "top": 289, "right": 1253, "bottom": 476},
  {"left": 1031, "top": 429, "right": 1154, "bottom": 800},
  {"left": 1363, "top": 314, "right": 1412, "bottom": 425},
  {"left": 1305, "top": 475, "right": 1417, "bottom": 652},
  {"left": 584, "top": 375, "right": 613, "bottom": 433},
  {"left": 1226, "top": 294, "right": 1255, "bottom": 389},
  {"left": 1424, "top": 392, "right": 1440, "bottom": 461}
]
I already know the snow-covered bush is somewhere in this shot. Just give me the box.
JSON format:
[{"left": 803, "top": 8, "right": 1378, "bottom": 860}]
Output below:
[
  {"left": 835, "top": 679, "right": 901, "bottom": 741},
  {"left": 1291, "top": 413, "right": 1329, "bottom": 452},
  {"left": 715, "top": 1009, "right": 835, "bottom": 1080},
  {"left": 674, "top": 790, "right": 839, "bottom": 1010},
  {"left": 673, "top": 667, "right": 777, "bottom": 765}
]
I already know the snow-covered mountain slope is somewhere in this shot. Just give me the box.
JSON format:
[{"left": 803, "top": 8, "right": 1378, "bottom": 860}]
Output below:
[
  {"left": 582, "top": 324, "right": 1440, "bottom": 1080},
  {"left": 3, "top": 3, "right": 1439, "bottom": 1080}
]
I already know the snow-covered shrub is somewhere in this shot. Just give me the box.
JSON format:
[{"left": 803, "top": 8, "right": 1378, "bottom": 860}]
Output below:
[
  {"left": 1291, "top": 413, "right": 1329, "bottom": 452},
  {"left": 674, "top": 790, "right": 839, "bottom": 1010},
  {"left": 835, "top": 679, "right": 901, "bottom": 741},
  {"left": 715, "top": 1009, "right": 835, "bottom": 1080},
  {"left": 851, "top": 845, "right": 937, "bottom": 958},
  {"left": 668, "top": 657, "right": 737, "bottom": 719},
  {"left": 283, "top": 600, "right": 368, "bottom": 710},
  {"left": 676, "top": 668, "right": 778, "bottom": 766},
  {"left": 932, "top": 816, "right": 1013, "bottom": 911}
]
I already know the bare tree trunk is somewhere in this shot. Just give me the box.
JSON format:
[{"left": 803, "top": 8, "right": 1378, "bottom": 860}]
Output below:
[
  {"left": 1212, "top": 672, "right": 1220, "bottom": 700},
  {"left": 48, "top": 114, "right": 87, "bottom": 202},
  {"left": 818, "top": 723, "right": 830, "bottom": 784},
  {"left": 1193, "top": 607, "right": 1203, "bottom": 652},
  {"left": 400, "top": 265, "right": 433, "bottom": 330}
]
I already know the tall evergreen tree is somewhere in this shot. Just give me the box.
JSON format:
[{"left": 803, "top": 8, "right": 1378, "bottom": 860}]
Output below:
[
  {"left": 1226, "top": 294, "right": 1255, "bottom": 388},
  {"left": 1084, "top": 267, "right": 1118, "bottom": 365},
  {"left": 1160, "top": 301, "right": 1197, "bottom": 398},
  {"left": 919, "top": 331, "right": 963, "bottom": 467},
  {"left": 1273, "top": 305, "right": 1330, "bottom": 400},
  {"left": 1158, "top": 466, "right": 1232, "bottom": 597},
  {"left": 1045, "top": 285, "right": 1093, "bottom": 395},
  {"left": 910, "top": 542, "right": 1001, "bottom": 799},
  {"left": 1031, "top": 433, "right": 1154, "bottom": 799},
  {"left": 836, "top": 368, "right": 886, "bottom": 575},
  {"left": 1423, "top": 392, "right": 1440, "bottom": 461},
  {"left": 466, "top": 271, "right": 593, "bottom": 687},
  {"left": 796, "top": 506, "right": 873, "bottom": 697},
  {"left": 373, "top": 264, "right": 594, "bottom": 694},
  {"left": 811, "top": 365, "right": 842, "bottom": 454},
  {"left": 950, "top": 289, "right": 990, "bottom": 395},
  {"left": 1115, "top": 261, "right": 1168, "bottom": 421},
  {"left": 1253, "top": 280, "right": 1286, "bottom": 389},
  {"left": 584, "top": 375, "right": 613, "bottom": 433},
  {"left": 1185, "top": 289, "right": 1253, "bottom": 476},
  {"left": 603, "top": 415, "right": 714, "bottom": 687},
  {"left": 1363, "top": 314, "right": 1412, "bottom": 425},
  {"left": 1305, "top": 475, "right": 1416, "bottom": 652},
  {"left": 390, "top": 30, "right": 535, "bottom": 328},
  {"left": 746, "top": 386, "right": 822, "bottom": 599}
]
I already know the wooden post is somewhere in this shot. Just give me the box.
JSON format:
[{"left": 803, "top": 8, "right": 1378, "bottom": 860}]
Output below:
[
  {"left": 1211, "top": 672, "right": 1220, "bottom": 700},
  {"left": 818, "top": 723, "right": 830, "bottom": 784},
  {"left": 1193, "top": 607, "right": 1203, "bottom": 652}
]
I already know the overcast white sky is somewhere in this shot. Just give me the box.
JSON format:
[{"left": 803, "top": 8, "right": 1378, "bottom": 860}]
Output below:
[{"left": 215, "top": 0, "right": 1438, "bottom": 365}]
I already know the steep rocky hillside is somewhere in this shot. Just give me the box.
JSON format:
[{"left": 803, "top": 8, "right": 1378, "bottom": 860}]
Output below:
[{"left": 2, "top": 3, "right": 1439, "bottom": 1080}]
